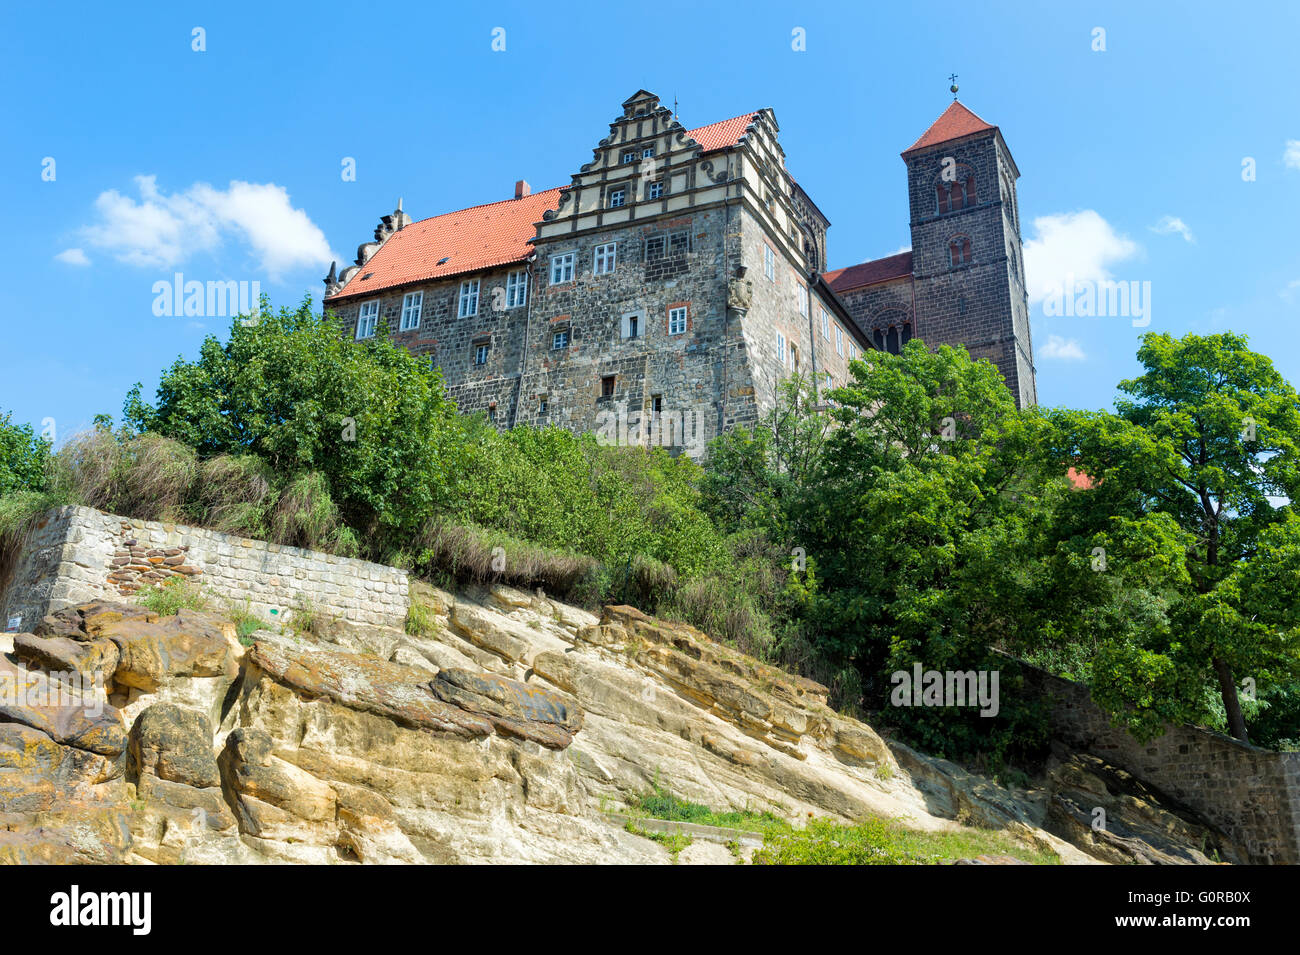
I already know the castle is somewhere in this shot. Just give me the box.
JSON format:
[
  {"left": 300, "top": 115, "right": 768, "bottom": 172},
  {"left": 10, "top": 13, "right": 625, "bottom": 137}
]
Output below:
[{"left": 323, "top": 90, "right": 1036, "bottom": 452}]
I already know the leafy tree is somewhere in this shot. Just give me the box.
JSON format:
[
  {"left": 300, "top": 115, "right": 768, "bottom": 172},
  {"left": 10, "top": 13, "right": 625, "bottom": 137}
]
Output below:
[
  {"left": 1042, "top": 332, "right": 1300, "bottom": 741},
  {"left": 0, "top": 412, "right": 50, "bottom": 497},
  {"left": 123, "top": 298, "right": 461, "bottom": 555}
]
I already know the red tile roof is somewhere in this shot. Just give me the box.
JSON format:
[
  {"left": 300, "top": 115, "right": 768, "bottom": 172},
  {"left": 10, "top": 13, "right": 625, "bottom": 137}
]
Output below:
[
  {"left": 327, "top": 113, "right": 762, "bottom": 302},
  {"left": 902, "top": 101, "right": 996, "bottom": 155},
  {"left": 1066, "top": 467, "right": 1095, "bottom": 490},
  {"left": 824, "top": 251, "right": 914, "bottom": 292}
]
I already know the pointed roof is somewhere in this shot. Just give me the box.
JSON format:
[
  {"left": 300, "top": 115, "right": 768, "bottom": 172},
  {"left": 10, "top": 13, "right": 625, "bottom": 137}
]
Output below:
[{"left": 902, "top": 101, "right": 996, "bottom": 156}]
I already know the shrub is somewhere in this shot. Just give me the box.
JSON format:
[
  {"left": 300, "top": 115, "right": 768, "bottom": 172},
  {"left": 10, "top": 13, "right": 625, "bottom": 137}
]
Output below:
[
  {"left": 0, "top": 412, "right": 50, "bottom": 497},
  {"left": 138, "top": 576, "right": 208, "bottom": 615}
]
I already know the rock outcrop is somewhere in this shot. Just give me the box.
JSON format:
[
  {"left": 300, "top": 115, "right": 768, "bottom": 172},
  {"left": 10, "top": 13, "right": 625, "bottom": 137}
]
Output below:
[{"left": 0, "top": 585, "right": 1244, "bottom": 864}]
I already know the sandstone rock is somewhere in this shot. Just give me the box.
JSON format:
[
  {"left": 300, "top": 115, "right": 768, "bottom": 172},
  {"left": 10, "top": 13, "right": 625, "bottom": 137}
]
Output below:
[
  {"left": 0, "top": 656, "right": 125, "bottom": 759},
  {"left": 97, "top": 609, "right": 237, "bottom": 691},
  {"left": 247, "top": 640, "right": 493, "bottom": 738},
  {"left": 13, "top": 632, "right": 119, "bottom": 680},
  {"left": 312, "top": 616, "right": 405, "bottom": 660},
  {"left": 428, "top": 668, "right": 583, "bottom": 749},
  {"left": 130, "top": 703, "right": 220, "bottom": 789}
]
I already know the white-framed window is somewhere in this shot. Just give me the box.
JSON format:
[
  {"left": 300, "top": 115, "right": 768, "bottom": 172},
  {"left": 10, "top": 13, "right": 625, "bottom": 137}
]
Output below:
[
  {"left": 647, "top": 180, "right": 663, "bottom": 200},
  {"left": 848, "top": 342, "right": 857, "bottom": 362},
  {"left": 550, "top": 252, "right": 575, "bottom": 285},
  {"left": 835, "top": 325, "right": 844, "bottom": 357},
  {"left": 621, "top": 149, "right": 637, "bottom": 164},
  {"left": 764, "top": 245, "right": 776, "bottom": 281},
  {"left": 608, "top": 187, "right": 627, "bottom": 208},
  {"left": 552, "top": 329, "right": 569, "bottom": 349},
  {"left": 474, "top": 342, "right": 489, "bottom": 365},
  {"left": 505, "top": 270, "right": 528, "bottom": 308},
  {"left": 642, "top": 145, "right": 655, "bottom": 159},
  {"left": 668, "top": 306, "right": 688, "bottom": 335},
  {"left": 797, "top": 283, "right": 809, "bottom": 316},
  {"left": 458, "top": 279, "right": 480, "bottom": 318},
  {"left": 400, "top": 291, "right": 423, "bottom": 330},
  {"left": 356, "top": 300, "right": 379, "bottom": 339},
  {"left": 593, "top": 242, "right": 617, "bottom": 275},
  {"left": 776, "top": 331, "right": 786, "bottom": 364},
  {"left": 622, "top": 310, "right": 643, "bottom": 340},
  {"left": 820, "top": 307, "right": 829, "bottom": 339},
  {"left": 823, "top": 371, "right": 833, "bottom": 389}
]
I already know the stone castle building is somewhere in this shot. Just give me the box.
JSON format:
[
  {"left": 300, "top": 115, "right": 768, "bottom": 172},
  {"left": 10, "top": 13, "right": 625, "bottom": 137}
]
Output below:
[{"left": 322, "top": 90, "right": 1035, "bottom": 452}]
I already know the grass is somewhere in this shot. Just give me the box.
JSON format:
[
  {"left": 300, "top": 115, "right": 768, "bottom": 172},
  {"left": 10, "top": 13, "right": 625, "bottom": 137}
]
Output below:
[
  {"left": 623, "top": 778, "right": 1057, "bottom": 866},
  {"left": 627, "top": 782, "right": 792, "bottom": 839},
  {"left": 220, "top": 598, "right": 272, "bottom": 644},
  {"left": 624, "top": 820, "right": 692, "bottom": 863},
  {"left": 751, "top": 817, "right": 1060, "bottom": 866},
  {"left": 137, "top": 576, "right": 208, "bottom": 615},
  {"left": 405, "top": 592, "right": 435, "bottom": 637},
  {"left": 415, "top": 519, "right": 600, "bottom": 599}
]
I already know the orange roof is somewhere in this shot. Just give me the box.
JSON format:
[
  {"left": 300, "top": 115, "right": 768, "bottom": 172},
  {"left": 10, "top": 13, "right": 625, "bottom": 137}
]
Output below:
[
  {"left": 824, "top": 251, "right": 914, "bottom": 292},
  {"left": 327, "top": 113, "right": 762, "bottom": 302},
  {"left": 902, "top": 101, "right": 996, "bottom": 156},
  {"left": 1066, "top": 467, "right": 1094, "bottom": 490}
]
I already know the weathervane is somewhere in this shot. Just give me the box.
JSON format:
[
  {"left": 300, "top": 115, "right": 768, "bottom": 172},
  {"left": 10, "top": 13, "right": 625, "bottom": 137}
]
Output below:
[{"left": 949, "top": 73, "right": 959, "bottom": 98}]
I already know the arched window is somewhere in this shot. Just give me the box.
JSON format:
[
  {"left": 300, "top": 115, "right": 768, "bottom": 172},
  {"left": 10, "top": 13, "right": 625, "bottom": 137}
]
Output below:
[
  {"left": 901, "top": 323, "right": 913, "bottom": 345},
  {"left": 948, "top": 236, "right": 972, "bottom": 268},
  {"left": 873, "top": 328, "right": 885, "bottom": 350},
  {"left": 935, "top": 167, "right": 976, "bottom": 214},
  {"left": 885, "top": 326, "right": 899, "bottom": 353}
]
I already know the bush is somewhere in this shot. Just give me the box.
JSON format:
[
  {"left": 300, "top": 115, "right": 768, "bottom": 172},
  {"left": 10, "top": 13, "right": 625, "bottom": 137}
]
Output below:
[
  {"left": 138, "top": 576, "right": 208, "bottom": 615},
  {"left": 0, "top": 412, "right": 50, "bottom": 497}
]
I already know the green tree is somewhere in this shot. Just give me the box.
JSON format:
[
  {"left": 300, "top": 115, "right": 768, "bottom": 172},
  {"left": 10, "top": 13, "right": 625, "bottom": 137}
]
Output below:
[
  {"left": 1043, "top": 332, "right": 1300, "bottom": 741},
  {"left": 0, "top": 412, "right": 50, "bottom": 497},
  {"left": 123, "top": 298, "right": 461, "bottom": 555}
]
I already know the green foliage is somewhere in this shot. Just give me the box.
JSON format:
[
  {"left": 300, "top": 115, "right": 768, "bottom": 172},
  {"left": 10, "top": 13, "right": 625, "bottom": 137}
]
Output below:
[
  {"left": 124, "top": 299, "right": 462, "bottom": 556},
  {"left": 1038, "top": 332, "right": 1300, "bottom": 741},
  {"left": 750, "top": 816, "right": 1058, "bottom": 865},
  {"left": 628, "top": 781, "right": 791, "bottom": 837},
  {"left": 622, "top": 821, "right": 692, "bottom": 863},
  {"left": 137, "top": 576, "right": 208, "bottom": 615},
  {"left": 0, "top": 412, "right": 50, "bottom": 497}
]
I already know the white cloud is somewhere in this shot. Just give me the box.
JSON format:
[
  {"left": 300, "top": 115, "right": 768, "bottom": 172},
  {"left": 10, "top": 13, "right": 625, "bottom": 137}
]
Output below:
[
  {"left": 1039, "top": 334, "right": 1086, "bottom": 361},
  {"left": 1149, "top": 215, "right": 1194, "bottom": 243},
  {"left": 78, "top": 175, "right": 333, "bottom": 278},
  {"left": 1285, "top": 140, "right": 1300, "bottom": 170},
  {"left": 1282, "top": 279, "right": 1300, "bottom": 303},
  {"left": 54, "top": 248, "right": 91, "bottom": 266},
  {"left": 1022, "top": 210, "right": 1141, "bottom": 308}
]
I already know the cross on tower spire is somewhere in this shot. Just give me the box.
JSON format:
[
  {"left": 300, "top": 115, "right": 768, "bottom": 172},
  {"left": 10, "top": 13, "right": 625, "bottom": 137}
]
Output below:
[{"left": 948, "top": 73, "right": 959, "bottom": 98}]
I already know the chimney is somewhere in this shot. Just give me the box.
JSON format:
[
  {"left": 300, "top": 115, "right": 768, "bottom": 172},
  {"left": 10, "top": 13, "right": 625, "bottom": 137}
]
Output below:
[{"left": 514, "top": 180, "right": 530, "bottom": 199}]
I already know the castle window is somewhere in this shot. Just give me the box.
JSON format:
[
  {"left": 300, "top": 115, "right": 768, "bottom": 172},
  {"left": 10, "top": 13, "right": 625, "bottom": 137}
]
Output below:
[
  {"left": 642, "top": 145, "right": 656, "bottom": 159},
  {"left": 835, "top": 325, "right": 844, "bottom": 357},
  {"left": 474, "top": 342, "right": 490, "bottom": 365},
  {"left": 821, "top": 307, "right": 830, "bottom": 339},
  {"left": 505, "top": 270, "right": 528, "bottom": 308},
  {"left": 600, "top": 375, "right": 616, "bottom": 398},
  {"left": 552, "top": 329, "right": 569, "bottom": 350},
  {"left": 848, "top": 342, "right": 857, "bottom": 362},
  {"left": 764, "top": 245, "right": 776, "bottom": 281},
  {"left": 936, "top": 170, "right": 976, "bottom": 214},
  {"left": 538, "top": 395, "right": 548, "bottom": 415},
  {"left": 948, "top": 237, "right": 972, "bottom": 268},
  {"left": 458, "top": 279, "right": 480, "bottom": 318},
  {"left": 936, "top": 183, "right": 949, "bottom": 215},
  {"left": 550, "top": 252, "right": 575, "bottom": 284},
  {"left": 776, "top": 331, "right": 786, "bottom": 364},
  {"left": 400, "top": 291, "right": 423, "bottom": 330},
  {"left": 886, "top": 326, "right": 899, "bottom": 353},
  {"left": 356, "top": 300, "right": 379, "bottom": 339},
  {"left": 902, "top": 322, "right": 913, "bottom": 344},
  {"left": 790, "top": 342, "right": 800, "bottom": 373},
  {"left": 668, "top": 305, "right": 688, "bottom": 335},
  {"left": 622, "top": 309, "right": 643, "bottom": 339},
  {"left": 651, "top": 394, "right": 663, "bottom": 414},
  {"left": 621, "top": 149, "right": 637, "bottom": 164},
  {"left": 608, "top": 188, "right": 627, "bottom": 208},
  {"left": 873, "top": 329, "right": 884, "bottom": 350},
  {"left": 593, "top": 242, "right": 617, "bottom": 275},
  {"left": 647, "top": 180, "right": 663, "bottom": 200},
  {"left": 797, "top": 283, "right": 809, "bottom": 316}
]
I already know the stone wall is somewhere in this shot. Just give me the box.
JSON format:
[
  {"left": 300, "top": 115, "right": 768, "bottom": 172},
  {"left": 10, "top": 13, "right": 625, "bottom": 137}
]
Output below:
[
  {"left": 1024, "top": 665, "right": 1300, "bottom": 864},
  {"left": 1, "top": 506, "right": 409, "bottom": 632}
]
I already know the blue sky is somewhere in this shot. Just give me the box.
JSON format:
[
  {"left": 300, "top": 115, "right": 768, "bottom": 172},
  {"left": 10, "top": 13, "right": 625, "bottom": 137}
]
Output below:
[{"left": 4, "top": 0, "right": 1299, "bottom": 441}]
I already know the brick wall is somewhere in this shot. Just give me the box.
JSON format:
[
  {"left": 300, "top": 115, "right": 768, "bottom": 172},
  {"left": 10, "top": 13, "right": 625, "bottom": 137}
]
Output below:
[
  {"left": 1, "top": 506, "right": 409, "bottom": 632},
  {"left": 1024, "top": 664, "right": 1300, "bottom": 864}
]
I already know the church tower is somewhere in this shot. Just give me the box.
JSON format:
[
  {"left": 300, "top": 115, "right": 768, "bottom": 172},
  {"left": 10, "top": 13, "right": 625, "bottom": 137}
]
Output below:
[{"left": 904, "top": 101, "right": 1036, "bottom": 407}]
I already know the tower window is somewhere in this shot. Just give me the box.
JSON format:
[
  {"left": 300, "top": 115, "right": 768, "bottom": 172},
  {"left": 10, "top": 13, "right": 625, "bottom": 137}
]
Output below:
[
  {"left": 936, "top": 170, "right": 976, "bottom": 214},
  {"left": 474, "top": 342, "right": 489, "bottom": 365},
  {"left": 886, "top": 326, "right": 899, "bottom": 354},
  {"left": 948, "top": 236, "right": 972, "bottom": 268},
  {"left": 600, "top": 375, "right": 616, "bottom": 398}
]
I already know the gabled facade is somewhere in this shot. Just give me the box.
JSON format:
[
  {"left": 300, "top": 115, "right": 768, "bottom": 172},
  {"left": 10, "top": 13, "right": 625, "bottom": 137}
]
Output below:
[{"left": 322, "top": 91, "right": 1034, "bottom": 456}]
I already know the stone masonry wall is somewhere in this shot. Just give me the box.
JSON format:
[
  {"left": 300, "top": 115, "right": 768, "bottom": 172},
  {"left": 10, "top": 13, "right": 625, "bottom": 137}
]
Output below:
[
  {"left": 1024, "top": 664, "right": 1300, "bottom": 864},
  {"left": 1, "top": 506, "right": 409, "bottom": 632}
]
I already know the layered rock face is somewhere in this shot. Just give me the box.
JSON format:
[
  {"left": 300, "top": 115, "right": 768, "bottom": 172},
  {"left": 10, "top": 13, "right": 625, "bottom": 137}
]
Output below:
[{"left": 0, "top": 587, "right": 1241, "bottom": 864}]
